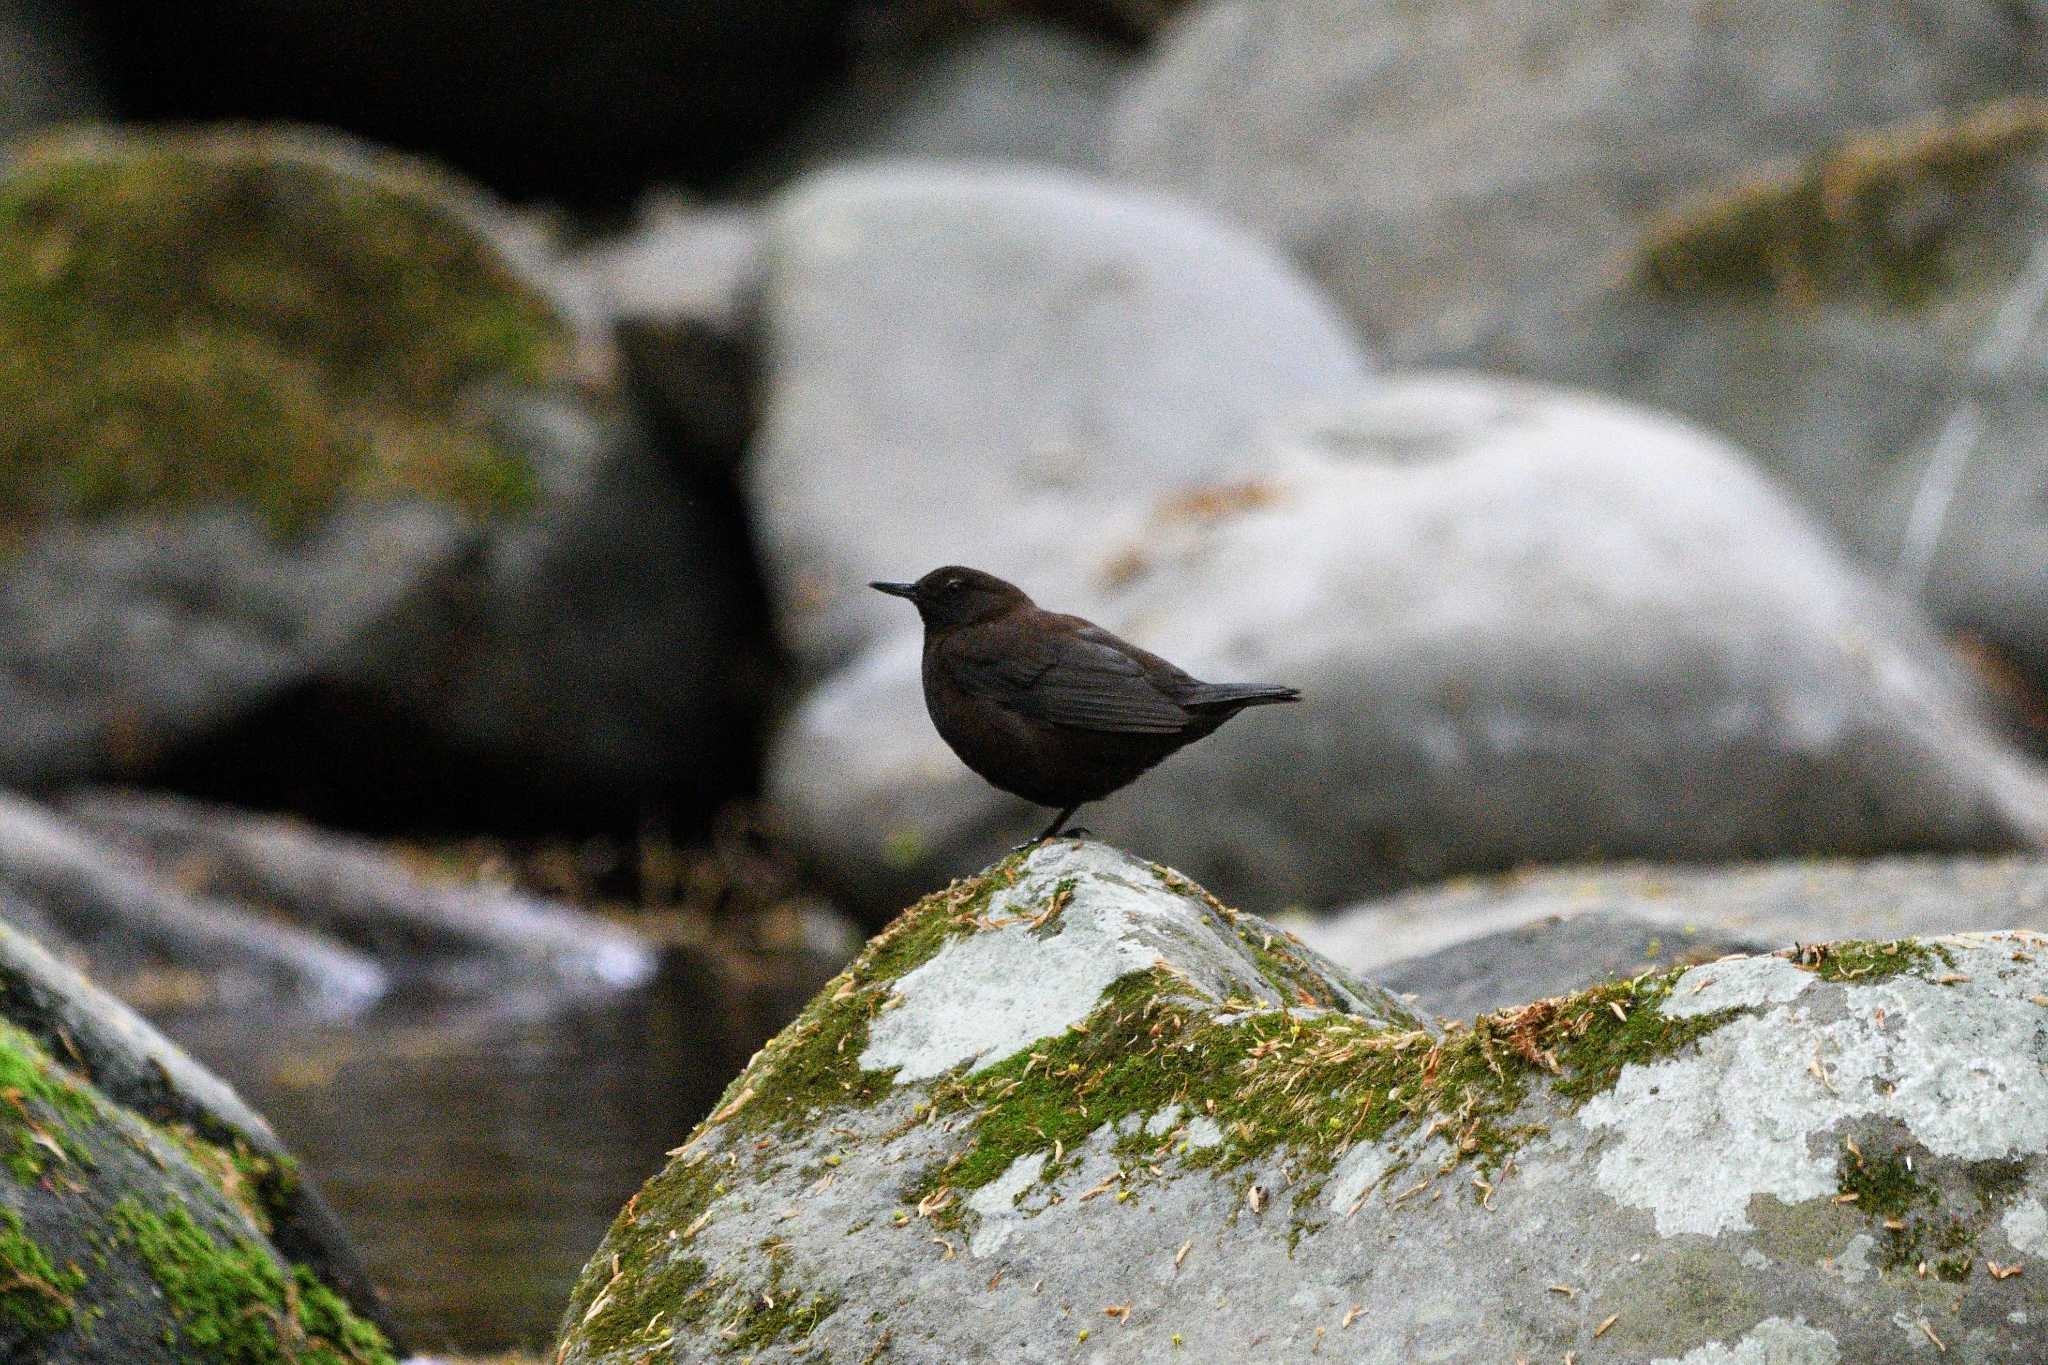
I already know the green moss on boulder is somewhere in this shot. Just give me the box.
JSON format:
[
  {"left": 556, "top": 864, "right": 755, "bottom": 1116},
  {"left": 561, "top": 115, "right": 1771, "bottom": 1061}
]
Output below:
[
  {"left": 559, "top": 876, "right": 2048, "bottom": 1364},
  {"left": 0, "top": 1017, "right": 102, "bottom": 1183},
  {"left": 562, "top": 853, "right": 1030, "bottom": 1354},
  {"left": 562, "top": 849, "right": 1757, "bottom": 1360},
  {"left": 693, "top": 848, "right": 1031, "bottom": 1141},
  {"left": 0, "top": 1207, "right": 84, "bottom": 1334},
  {"left": 109, "top": 1200, "right": 389, "bottom": 1365},
  {"left": 1792, "top": 938, "right": 1952, "bottom": 985},
  {"left": 914, "top": 959, "right": 1739, "bottom": 1215},
  {"left": 0, "top": 126, "right": 574, "bottom": 540},
  {"left": 0, "top": 1017, "right": 392, "bottom": 1363},
  {"left": 1640, "top": 97, "right": 2048, "bottom": 304}
]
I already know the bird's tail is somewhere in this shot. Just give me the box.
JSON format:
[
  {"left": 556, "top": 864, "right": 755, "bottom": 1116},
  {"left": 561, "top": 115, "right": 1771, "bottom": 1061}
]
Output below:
[{"left": 1184, "top": 682, "right": 1301, "bottom": 712}]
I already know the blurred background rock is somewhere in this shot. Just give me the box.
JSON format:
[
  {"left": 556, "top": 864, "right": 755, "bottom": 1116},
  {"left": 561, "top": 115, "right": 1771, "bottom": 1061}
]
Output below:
[{"left": 0, "top": 0, "right": 2044, "bottom": 1356}]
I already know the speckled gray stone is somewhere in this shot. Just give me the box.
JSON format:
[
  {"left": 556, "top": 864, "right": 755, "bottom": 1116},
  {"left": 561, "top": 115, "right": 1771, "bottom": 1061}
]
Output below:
[
  {"left": 1301, "top": 853, "right": 2048, "bottom": 1016},
  {"left": 556, "top": 845, "right": 2048, "bottom": 1363}
]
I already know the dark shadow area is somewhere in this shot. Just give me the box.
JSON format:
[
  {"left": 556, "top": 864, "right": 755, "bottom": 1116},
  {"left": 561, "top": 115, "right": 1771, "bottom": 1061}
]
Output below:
[{"left": 76, "top": 0, "right": 867, "bottom": 206}]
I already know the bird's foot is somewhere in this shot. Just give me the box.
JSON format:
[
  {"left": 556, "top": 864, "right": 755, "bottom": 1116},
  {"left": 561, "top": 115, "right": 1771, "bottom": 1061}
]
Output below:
[{"left": 1009, "top": 827, "right": 1091, "bottom": 853}]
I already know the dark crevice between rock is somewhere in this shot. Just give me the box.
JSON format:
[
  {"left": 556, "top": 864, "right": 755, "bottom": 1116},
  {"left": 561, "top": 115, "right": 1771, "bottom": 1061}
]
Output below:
[
  {"left": 74, "top": 0, "right": 871, "bottom": 208},
  {"left": 141, "top": 680, "right": 753, "bottom": 840}
]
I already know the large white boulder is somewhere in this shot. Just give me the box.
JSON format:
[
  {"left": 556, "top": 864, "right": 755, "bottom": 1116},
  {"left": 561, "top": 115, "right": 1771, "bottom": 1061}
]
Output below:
[
  {"left": 747, "top": 161, "right": 1375, "bottom": 670},
  {"left": 772, "top": 375, "right": 2048, "bottom": 918}
]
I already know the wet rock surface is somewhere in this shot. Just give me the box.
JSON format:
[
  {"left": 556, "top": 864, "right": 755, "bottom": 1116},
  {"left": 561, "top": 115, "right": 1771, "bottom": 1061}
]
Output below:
[
  {"left": 0, "top": 916, "right": 398, "bottom": 1361},
  {"left": 555, "top": 842, "right": 2048, "bottom": 1363},
  {"left": 773, "top": 374, "right": 2048, "bottom": 920},
  {"left": 66, "top": 790, "right": 659, "bottom": 1004},
  {"left": 0, "top": 789, "right": 390, "bottom": 1013},
  {"left": 0, "top": 787, "right": 660, "bottom": 1016}
]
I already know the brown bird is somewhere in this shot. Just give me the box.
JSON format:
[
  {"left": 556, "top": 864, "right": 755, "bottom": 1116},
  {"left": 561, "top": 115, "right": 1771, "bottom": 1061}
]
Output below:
[{"left": 872, "top": 566, "right": 1300, "bottom": 841}]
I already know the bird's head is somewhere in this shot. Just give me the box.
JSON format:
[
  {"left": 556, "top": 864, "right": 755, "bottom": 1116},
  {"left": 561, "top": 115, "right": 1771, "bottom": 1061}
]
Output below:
[{"left": 871, "top": 566, "right": 1032, "bottom": 631}]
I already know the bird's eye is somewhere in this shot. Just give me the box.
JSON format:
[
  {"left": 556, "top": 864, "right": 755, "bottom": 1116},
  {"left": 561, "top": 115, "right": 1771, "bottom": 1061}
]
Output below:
[{"left": 944, "top": 577, "right": 964, "bottom": 593}]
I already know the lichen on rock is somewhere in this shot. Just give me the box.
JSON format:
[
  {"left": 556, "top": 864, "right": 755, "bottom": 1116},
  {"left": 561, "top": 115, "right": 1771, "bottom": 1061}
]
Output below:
[
  {"left": 0, "top": 125, "right": 574, "bottom": 541},
  {"left": 554, "top": 847, "right": 2048, "bottom": 1363}
]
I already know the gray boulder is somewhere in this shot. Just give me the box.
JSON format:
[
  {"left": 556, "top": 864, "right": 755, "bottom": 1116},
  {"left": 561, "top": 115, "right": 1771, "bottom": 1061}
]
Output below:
[
  {"left": 555, "top": 842, "right": 2048, "bottom": 1363},
  {"left": 1107, "top": 0, "right": 2045, "bottom": 371},
  {"left": 0, "top": 916, "right": 398, "bottom": 1361},
  {"left": 1367, "top": 907, "right": 1770, "bottom": 1022},
  {"left": 1564, "top": 100, "right": 2048, "bottom": 686},
  {"left": 771, "top": 374, "right": 2048, "bottom": 920},
  {"left": 0, "top": 501, "right": 462, "bottom": 790},
  {"left": 63, "top": 789, "right": 659, "bottom": 1003},
  {"left": 333, "top": 391, "right": 751, "bottom": 808},
  {"left": 0, "top": 789, "right": 388, "bottom": 1013},
  {"left": 0, "top": 127, "right": 748, "bottom": 808},
  {"left": 1300, "top": 853, "right": 2048, "bottom": 1019},
  {"left": 747, "top": 161, "right": 1374, "bottom": 670},
  {"left": 752, "top": 19, "right": 1126, "bottom": 186}
]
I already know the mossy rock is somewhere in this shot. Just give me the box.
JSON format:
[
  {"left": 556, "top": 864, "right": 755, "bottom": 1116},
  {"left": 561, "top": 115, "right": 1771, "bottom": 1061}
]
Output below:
[
  {"left": 0, "top": 1014, "right": 393, "bottom": 1363},
  {"left": 0, "top": 916, "right": 398, "bottom": 1357},
  {"left": 557, "top": 844, "right": 2048, "bottom": 1363},
  {"left": 1578, "top": 97, "right": 2048, "bottom": 688},
  {"left": 0, "top": 123, "right": 576, "bottom": 542},
  {"left": 0, "top": 124, "right": 750, "bottom": 805},
  {"left": 1639, "top": 96, "right": 2048, "bottom": 305}
]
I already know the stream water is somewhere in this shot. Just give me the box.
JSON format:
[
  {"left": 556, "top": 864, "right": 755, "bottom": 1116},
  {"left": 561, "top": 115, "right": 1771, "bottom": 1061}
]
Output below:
[{"left": 154, "top": 960, "right": 736, "bottom": 1353}]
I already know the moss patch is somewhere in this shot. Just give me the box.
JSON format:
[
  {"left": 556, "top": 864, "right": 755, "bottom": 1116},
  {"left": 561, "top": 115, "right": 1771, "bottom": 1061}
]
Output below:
[
  {"left": 109, "top": 1198, "right": 392, "bottom": 1365},
  {"left": 560, "top": 853, "right": 1033, "bottom": 1353},
  {"left": 1790, "top": 939, "right": 1951, "bottom": 985},
  {"left": 0, "top": 1206, "right": 84, "bottom": 1334},
  {"left": 914, "top": 963, "right": 1740, "bottom": 1215},
  {"left": 720, "top": 1250, "right": 840, "bottom": 1353},
  {"left": 1834, "top": 1136, "right": 2034, "bottom": 1280},
  {"left": 0, "top": 126, "right": 572, "bottom": 540},
  {"left": 156, "top": 1124, "right": 298, "bottom": 1236},
  {"left": 560, "top": 1152, "right": 722, "bottom": 1358},
  {"left": 1640, "top": 97, "right": 2048, "bottom": 305},
  {"left": 694, "top": 849, "right": 1030, "bottom": 1141},
  {"left": 0, "top": 1016, "right": 384, "bottom": 1360},
  {"left": 0, "top": 1018, "right": 102, "bottom": 1183}
]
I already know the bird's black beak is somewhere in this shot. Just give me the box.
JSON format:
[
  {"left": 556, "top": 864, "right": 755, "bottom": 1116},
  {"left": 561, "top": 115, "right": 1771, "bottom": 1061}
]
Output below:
[{"left": 870, "top": 581, "right": 918, "bottom": 600}]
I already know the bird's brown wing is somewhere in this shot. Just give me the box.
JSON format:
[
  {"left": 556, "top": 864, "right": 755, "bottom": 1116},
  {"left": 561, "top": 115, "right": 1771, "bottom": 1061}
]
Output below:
[{"left": 954, "top": 622, "right": 1193, "bottom": 735}]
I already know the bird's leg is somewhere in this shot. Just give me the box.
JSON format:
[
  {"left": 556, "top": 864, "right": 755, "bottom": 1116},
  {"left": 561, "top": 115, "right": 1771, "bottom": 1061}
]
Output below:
[{"left": 1036, "top": 805, "right": 1080, "bottom": 842}]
